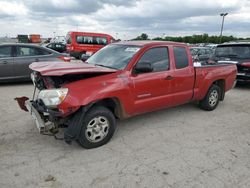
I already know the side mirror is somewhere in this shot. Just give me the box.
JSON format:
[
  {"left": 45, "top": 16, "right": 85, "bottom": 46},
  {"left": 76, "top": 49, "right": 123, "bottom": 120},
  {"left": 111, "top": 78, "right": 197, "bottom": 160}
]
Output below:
[
  {"left": 81, "top": 54, "right": 91, "bottom": 62},
  {"left": 134, "top": 62, "right": 153, "bottom": 73}
]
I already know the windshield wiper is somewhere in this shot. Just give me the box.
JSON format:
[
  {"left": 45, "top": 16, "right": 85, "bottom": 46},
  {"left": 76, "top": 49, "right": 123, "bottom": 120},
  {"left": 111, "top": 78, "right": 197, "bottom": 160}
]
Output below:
[{"left": 95, "top": 64, "right": 119, "bottom": 70}]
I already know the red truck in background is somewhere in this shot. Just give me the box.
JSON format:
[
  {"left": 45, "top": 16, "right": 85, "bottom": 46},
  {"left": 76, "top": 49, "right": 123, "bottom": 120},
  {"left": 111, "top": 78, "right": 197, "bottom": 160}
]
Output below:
[
  {"left": 66, "top": 31, "right": 115, "bottom": 59},
  {"left": 16, "top": 41, "right": 237, "bottom": 149}
]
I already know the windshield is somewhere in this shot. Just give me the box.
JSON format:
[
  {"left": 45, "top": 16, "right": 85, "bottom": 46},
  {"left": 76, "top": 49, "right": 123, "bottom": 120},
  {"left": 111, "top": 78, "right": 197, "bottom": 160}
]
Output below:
[
  {"left": 215, "top": 45, "right": 250, "bottom": 59},
  {"left": 87, "top": 44, "right": 141, "bottom": 70}
]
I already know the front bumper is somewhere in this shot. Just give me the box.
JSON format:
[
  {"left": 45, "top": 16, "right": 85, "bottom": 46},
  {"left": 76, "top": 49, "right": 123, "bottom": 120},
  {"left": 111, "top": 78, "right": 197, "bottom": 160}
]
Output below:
[
  {"left": 15, "top": 97, "right": 63, "bottom": 134},
  {"left": 16, "top": 97, "right": 86, "bottom": 144},
  {"left": 236, "top": 73, "right": 250, "bottom": 82},
  {"left": 237, "top": 64, "right": 250, "bottom": 82},
  {"left": 26, "top": 100, "right": 48, "bottom": 133}
]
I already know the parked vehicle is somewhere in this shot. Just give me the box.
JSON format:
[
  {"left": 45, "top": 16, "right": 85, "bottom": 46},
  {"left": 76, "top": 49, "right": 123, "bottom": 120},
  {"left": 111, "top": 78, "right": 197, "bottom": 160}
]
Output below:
[
  {"left": 29, "top": 34, "right": 41, "bottom": 43},
  {"left": 0, "top": 43, "right": 70, "bottom": 82},
  {"left": 190, "top": 47, "right": 214, "bottom": 62},
  {"left": 50, "top": 36, "right": 66, "bottom": 44},
  {"left": 66, "top": 31, "right": 115, "bottom": 59},
  {"left": 213, "top": 42, "right": 250, "bottom": 83},
  {"left": 45, "top": 42, "right": 66, "bottom": 53},
  {"left": 17, "top": 35, "right": 29, "bottom": 43},
  {"left": 16, "top": 41, "right": 236, "bottom": 149}
]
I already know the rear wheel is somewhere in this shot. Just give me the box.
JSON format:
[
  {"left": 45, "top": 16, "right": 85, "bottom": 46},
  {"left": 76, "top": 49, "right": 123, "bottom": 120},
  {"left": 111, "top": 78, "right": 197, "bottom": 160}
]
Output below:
[
  {"left": 77, "top": 106, "right": 116, "bottom": 149},
  {"left": 199, "top": 84, "right": 221, "bottom": 111}
]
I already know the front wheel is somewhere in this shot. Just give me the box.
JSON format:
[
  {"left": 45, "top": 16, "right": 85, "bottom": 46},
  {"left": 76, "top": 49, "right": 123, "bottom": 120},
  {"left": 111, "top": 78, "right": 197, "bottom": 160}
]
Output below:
[
  {"left": 77, "top": 106, "right": 116, "bottom": 149},
  {"left": 199, "top": 84, "right": 221, "bottom": 111}
]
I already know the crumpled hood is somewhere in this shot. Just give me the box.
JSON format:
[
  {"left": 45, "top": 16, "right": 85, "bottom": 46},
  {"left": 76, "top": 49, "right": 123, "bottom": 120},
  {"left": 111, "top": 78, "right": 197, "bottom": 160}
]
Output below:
[{"left": 29, "top": 61, "right": 117, "bottom": 76}]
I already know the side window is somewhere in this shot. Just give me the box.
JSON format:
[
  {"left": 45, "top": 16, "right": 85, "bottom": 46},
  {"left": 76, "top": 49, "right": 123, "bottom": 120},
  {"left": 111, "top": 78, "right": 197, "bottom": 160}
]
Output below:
[
  {"left": 17, "top": 46, "right": 50, "bottom": 57},
  {"left": 137, "top": 47, "right": 169, "bottom": 72},
  {"left": 205, "top": 49, "right": 212, "bottom": 54},
  {"left": 0, "top": 46, "right": 12, "bottom": 58},
  {"left": 95, "top": 37, "right": 107, "bottom": 45},
  {"left": 173, "top": 47, "right": 189, "bottom": 69},
  {"left": 76, "top": 36, "right": 93, "bottom": 44},
  {"left": 17, "top": 46, "right": 36, "bottom": 56},
  {"left": 199, "top": 49, "right": 206, "bottom": 55},
  {"left": 35, "top": 48, "right": 51, "bottom": 55},
  {"left": 76, "top": 36, "right": 107, "bottom": 45}
]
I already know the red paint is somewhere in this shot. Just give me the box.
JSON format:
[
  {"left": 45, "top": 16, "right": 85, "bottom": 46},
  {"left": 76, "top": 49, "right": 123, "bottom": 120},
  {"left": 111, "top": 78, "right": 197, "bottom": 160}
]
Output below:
[
  {"left": 31, "top": 41, "right": 237, "bottom": 118},
  {"left": 29, "top": 61, "right": 116, "bottom": 76},
  {"left": 15, "top": 97, "right": 29, "bottom": 111},
  {"left": 57, "top": 56, "right": 71, "bottom": 62}
]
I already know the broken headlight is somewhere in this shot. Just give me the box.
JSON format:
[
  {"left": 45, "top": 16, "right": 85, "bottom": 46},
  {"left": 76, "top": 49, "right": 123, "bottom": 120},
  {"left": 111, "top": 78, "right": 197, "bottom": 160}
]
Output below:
[{"left": 38, "top": 88, "right": 68, "bottom": 108}]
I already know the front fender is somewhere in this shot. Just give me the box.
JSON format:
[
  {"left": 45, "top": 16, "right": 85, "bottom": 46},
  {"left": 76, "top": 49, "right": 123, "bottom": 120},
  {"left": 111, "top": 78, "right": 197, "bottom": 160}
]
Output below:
[{"left": 58, "top": 74, "right": 134, "bottom": 117}]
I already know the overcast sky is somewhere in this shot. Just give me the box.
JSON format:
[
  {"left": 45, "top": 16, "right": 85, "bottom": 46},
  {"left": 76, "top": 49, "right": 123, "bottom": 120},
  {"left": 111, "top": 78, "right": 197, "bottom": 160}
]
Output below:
[{"left": 0, "top": 0, "right": 250, "bottom": 39}]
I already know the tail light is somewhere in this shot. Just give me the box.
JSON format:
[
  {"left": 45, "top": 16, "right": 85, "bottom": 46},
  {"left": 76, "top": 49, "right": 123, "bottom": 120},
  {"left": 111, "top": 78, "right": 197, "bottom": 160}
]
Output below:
[{"left": 58, "top": 56, "right": 71, "bottom": 62}]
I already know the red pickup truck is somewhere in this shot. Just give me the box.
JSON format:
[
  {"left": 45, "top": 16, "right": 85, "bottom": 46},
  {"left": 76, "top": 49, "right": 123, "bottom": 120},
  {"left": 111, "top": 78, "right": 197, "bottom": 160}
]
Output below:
[{"left": 16, "top": 41, "right": 237, "bottom": 149}]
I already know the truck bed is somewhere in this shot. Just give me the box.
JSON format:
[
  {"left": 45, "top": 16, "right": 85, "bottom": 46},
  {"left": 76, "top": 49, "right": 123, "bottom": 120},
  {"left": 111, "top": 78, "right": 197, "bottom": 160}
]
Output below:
[{"left": 193, "top": 63, "right": 237, "bottom": 101}]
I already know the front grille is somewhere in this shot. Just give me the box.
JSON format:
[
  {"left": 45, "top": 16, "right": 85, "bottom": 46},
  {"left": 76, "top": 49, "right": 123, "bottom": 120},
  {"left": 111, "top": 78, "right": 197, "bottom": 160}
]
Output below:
[{"left": 237, "top": 64, "right": 250, "bottom": 74}]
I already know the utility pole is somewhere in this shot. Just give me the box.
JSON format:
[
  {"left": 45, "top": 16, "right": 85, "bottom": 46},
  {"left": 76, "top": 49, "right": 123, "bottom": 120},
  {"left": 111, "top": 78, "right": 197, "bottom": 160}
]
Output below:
[{"left": 219, "top": 13, "right": 228, "bottom": 43}]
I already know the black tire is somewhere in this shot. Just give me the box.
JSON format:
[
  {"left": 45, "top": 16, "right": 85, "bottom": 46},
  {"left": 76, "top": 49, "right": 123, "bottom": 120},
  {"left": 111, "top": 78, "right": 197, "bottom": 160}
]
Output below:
[
  {"left": 199, "top": 84, "right": 221, "bottom": 111},
  {"left": 77, "top": 106, "right": 116, "bottom": 149},
  {"left": 78, "top": 53, "right": 83, "bottom": 60},
  {"left": 78, "top": 51, "right": 86, "bottom": 60}
]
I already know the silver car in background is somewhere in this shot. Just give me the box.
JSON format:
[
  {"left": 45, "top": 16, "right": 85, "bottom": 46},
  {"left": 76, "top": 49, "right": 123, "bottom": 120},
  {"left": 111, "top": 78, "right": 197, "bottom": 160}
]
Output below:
[{"left": 0, "top": 43, "right": 70, "bottom": 82}]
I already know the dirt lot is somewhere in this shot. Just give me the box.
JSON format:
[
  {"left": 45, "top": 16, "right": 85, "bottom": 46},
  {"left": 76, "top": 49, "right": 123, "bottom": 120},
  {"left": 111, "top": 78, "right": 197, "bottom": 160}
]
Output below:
[{"left": 0, "top": 83, "right": 249, "bottom": 188}]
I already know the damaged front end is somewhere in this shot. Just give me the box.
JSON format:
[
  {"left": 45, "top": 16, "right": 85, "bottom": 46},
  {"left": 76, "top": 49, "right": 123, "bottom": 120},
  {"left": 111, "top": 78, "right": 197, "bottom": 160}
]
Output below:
[
  {"left": 15, "top": 61, "right": 118, "bottom": 145},
  {"left": 15, "top": 98, "right": 63, "bottom": 134},
  {"left": 15, "top": 72, "right": 77, "bottom": 143}
]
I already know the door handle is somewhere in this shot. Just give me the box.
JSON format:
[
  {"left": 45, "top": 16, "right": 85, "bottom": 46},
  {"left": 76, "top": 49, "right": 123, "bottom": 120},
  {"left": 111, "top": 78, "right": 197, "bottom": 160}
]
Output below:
[
  {"left": 2, "top": 61, "right": 8, "bottom": 64},
  {"left": 35, "top": 58, "right": 39, "bottom": 62},
  {"left": 165, "top": 75, "right": 173, "bottom": 80}
]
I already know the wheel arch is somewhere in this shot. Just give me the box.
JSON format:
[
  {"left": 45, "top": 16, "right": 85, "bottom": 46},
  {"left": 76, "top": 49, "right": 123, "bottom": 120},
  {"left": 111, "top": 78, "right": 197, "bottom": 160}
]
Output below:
[
  {"left": 212, "top": 79, "right": 225, "bottom": 101},
  {"left": 90, "top": 97, "right": 127, "bottom": 119},
  {"left": 64, "top": 97, "right": 124, "bottom": 145}
]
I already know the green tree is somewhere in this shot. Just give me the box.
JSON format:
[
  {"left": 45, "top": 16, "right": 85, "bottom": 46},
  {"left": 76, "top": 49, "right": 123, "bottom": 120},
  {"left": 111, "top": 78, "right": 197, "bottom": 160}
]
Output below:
[
  {"left": 133, "top": 33, "right": 248, "bottom": 44},
  {"left": 133, "top": 33, "right": 149, "bottom": 40}
]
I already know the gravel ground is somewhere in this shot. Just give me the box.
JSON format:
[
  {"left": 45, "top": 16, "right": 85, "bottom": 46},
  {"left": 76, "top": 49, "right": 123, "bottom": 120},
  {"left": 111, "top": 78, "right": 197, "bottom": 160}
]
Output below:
[{"left": 0, "top": 82, "right": 249, "bottom": 188}]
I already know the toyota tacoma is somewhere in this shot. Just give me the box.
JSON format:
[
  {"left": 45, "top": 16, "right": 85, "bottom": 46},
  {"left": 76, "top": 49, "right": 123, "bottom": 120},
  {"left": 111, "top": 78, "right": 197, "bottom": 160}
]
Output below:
[{"left": 16, "top": 41, "right": 237, "bottom": 149}]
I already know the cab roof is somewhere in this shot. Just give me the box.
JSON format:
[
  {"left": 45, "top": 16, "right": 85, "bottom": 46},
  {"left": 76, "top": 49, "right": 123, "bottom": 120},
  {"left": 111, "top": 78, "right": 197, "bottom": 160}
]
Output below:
[{"left": 114, "top": 40, "right": 187, "bottom": 47}]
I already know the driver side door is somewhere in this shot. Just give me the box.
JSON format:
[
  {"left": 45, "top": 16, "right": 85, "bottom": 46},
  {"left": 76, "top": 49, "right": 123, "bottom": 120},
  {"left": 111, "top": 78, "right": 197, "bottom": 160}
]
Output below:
[{"left": 130, "top": 47, "right": 174, "bottom": 115}]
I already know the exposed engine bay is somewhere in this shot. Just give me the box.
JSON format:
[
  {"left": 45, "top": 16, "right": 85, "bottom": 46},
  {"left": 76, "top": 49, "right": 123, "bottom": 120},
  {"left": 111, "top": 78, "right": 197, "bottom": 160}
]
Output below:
[{"left": 31, "top": 71, "right": 113, "bottom": 90}]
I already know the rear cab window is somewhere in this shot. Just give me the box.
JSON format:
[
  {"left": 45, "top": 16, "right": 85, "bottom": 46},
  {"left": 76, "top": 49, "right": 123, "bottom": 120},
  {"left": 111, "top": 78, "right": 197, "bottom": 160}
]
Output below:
[{"left": 173, "top": 47, "right": 189, "bottom": 69}]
